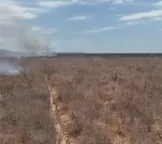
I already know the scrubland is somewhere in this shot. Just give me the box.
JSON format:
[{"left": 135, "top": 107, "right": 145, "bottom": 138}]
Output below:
[{"left": 0, "top": 57, "right": 162, "bottom": 144}]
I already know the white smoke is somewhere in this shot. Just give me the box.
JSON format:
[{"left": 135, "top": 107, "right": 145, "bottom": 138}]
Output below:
[
  {"left": 0, "top": 0, "right": 54, "bottom": 55},
  {"left": 0, "top": 0, "right": 55, "bottom": 76},
  {"left": 0, "top": 61, "right": 23, "bottom": 76},
  {"left": 0, "top": 18, "right": 53, "bottom": 56}
]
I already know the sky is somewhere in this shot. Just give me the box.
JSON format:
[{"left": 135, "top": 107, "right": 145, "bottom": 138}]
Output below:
[{"left": 0, "top": 0, "right": 162, "bottom": 53}]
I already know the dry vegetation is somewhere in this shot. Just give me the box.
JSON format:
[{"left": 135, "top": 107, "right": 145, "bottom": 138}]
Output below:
[{"left": 0, "top": 57, "right": 162, "bottom": 144}]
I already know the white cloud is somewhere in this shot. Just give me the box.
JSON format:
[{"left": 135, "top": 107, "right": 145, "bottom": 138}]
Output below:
[
  {"left": 53, "top": 40, "right": 79, "bottom": 44},
  {"left": 67, "top": 15, "right": 89, "bottom": 21},
  {"left": 38, "top": 0, "right": 134, "bottom": 8},
  {"left": 31, "top": 25, "right": 58, "bottom": 35},
  {"left": 110, "top": 7, "right": 115, "bottom": 10},
  {"left": 83, "top": 20, "right": 142, "bottom": 34},
  {"left": 44, "top": 28, "right": 59, "bottom": 34},
  {"left": 0, "top": 0, "right": 44, "bottom": 20},
  {"left": 84, "top": 26, "right": 116, "bottom": 34},
  {"left": 86, "top": 0, "right": 134, "bottom": 5},
  {"left": 31, "top": 26, "right": 43, "bottom": 31},
  {"left": 112, "top": 0, "right": 134, "bottom": 4},
  {"left": 155, "top": 1, "right": 162, "bottom": 6},
  {"left": 120, "top": 10, "right": 162, "bottom": 21},
  {"left": 116, "top": 20, "right": 141, "bottom": 28},
  {"left": 39, "top": 0, "right": 77, "bottom": 8},
  {"left": 123, "top": 21, "right": 140, "bottom": 26},
  {"left": 152, "top": 17, "right": 162, "bottom": 21}
]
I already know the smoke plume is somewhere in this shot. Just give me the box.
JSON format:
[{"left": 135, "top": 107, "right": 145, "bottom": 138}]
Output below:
[
  {"left": 0, "top": 0, "right": 54, "bottom": 76},
  {"left": 0, "top": 17, "right": 53, "bottom": 56},
  {"left": 0, "top": 61, "right": 23, "bottom": 76}
]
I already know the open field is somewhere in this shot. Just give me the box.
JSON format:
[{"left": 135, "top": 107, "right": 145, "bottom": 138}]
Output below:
[{"left": 0, "top": 57, "right": 162, "bottom": 144}]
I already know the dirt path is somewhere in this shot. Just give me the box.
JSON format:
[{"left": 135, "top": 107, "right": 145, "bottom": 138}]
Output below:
[{"left": 45, "top": 75, "right": 80, "bottom": 144}]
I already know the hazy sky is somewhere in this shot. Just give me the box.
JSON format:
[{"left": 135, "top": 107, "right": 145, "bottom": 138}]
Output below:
[{"left": 0, "top": 0, "right": 162, "bottom": 53}]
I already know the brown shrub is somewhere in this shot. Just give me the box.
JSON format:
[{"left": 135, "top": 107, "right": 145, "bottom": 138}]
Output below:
[{"left": 1, "top": 57, "right": 162, "bottom": 144}]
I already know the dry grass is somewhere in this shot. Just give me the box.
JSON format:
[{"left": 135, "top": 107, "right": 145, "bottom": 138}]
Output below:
[
  {"left": 0, "top": 65, "right": 56, "bottom": 144},
  {"left": 1, "top": 57, "right": 162, "bottom": 144}
]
